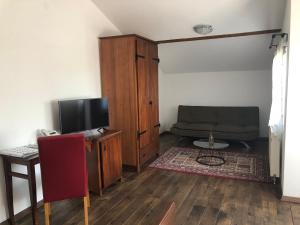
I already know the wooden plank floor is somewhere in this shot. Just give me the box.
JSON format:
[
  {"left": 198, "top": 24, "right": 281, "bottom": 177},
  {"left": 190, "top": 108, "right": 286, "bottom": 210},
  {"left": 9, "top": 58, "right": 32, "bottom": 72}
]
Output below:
[{"left": 12, "top": 133, "right": 300, "bottom": 225}]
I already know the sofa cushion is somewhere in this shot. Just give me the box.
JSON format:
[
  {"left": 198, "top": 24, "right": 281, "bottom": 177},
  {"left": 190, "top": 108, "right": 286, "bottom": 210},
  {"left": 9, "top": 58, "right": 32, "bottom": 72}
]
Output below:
[
  {"left": 216, "top": 107, "right": 259, "bottom": 126},
  {"left": 171, "top": 127, "right": 258, "bottom": 141},
  {"left": 214, "top": 124, "right": 258, "bottom": 133},
  {"left": 174, "top": 122, "right": 215, "bottom": 131},
  {"left": 177, "top": 106, "right": 217, "bottom": 123}
]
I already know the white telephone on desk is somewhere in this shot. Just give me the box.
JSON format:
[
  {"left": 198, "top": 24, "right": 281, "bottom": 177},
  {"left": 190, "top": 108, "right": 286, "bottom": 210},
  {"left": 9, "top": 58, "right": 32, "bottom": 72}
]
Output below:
[{"left": 38, "top": 129, "right": 60, "bottom": 137}]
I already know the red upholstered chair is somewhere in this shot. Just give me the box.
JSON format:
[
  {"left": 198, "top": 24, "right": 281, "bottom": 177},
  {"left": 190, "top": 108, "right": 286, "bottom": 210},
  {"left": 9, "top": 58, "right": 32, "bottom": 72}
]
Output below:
[{"left": 38, "top": 134, "right": 89, "bottom": 225}]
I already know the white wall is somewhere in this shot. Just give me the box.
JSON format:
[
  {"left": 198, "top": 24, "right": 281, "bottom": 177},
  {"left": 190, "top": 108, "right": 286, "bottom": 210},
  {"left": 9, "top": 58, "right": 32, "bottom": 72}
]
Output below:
[
  {"left": 0, "top": 0, "right": 120, "bottom": 222},
  {"left": 282, "top": 0, "right": 300, "bottom": 198},
  {"left": 280, "top": 0, "right": 290, "bottom": 196},
  {"left": 159, "top": 70, "right": 272, "bottom": 137},
  {"left": 158, "top": 67, "right": 167, "bottom": 133}
]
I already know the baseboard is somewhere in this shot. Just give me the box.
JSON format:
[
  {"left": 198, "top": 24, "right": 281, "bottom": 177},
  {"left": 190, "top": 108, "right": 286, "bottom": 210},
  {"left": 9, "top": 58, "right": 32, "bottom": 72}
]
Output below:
[
  {"left": 281, "top": 196, "right": 300, "bottom": 204},
  {"left": 122, "top": 165, "right": 138, "bottom": 172},
  {"left": 0, "top": 200, "right": 43, "bottom": 225}
]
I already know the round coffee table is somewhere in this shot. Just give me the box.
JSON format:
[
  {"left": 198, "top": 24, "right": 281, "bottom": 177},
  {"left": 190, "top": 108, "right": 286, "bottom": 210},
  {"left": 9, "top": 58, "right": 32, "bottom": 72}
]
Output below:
[
  {"left": 193, "top": 133, "right": 228, "bottom": 166},
  {"left": 193, "top": 139, "right": 229, "bottom": 149}
]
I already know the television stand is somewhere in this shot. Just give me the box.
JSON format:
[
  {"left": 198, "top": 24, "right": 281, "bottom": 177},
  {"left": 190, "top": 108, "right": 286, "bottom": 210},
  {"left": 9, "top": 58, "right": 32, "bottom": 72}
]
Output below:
[{"left": 86, "top": 129, "right": 122, "bottom": 195}]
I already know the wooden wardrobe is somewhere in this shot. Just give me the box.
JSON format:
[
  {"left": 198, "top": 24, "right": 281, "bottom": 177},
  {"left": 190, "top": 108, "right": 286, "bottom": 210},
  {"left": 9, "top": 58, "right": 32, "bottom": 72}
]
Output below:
[{"left": 99, "top": 34, "right": 160, "bottom": 171}]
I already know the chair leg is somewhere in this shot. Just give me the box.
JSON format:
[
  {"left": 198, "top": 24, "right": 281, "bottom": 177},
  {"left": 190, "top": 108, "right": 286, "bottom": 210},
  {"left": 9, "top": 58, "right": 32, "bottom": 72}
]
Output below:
[
  {"left": 48, "top": 203, "right": 51, "bottom": 215},
  {"left": 44, "top": 202, "right": 51, "bottom": 225},
  {"left": 83, "top": 197, "right": 89, "bottom": 225},
  {"left": 87, "top": 192, "right": 90, "bottom": 208}
]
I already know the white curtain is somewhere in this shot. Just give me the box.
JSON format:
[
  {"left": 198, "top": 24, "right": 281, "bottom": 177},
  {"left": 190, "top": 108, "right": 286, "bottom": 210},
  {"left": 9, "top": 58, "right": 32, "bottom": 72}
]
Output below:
[{"left": 269, "top": 37, "right": 288, "bottom": 139}]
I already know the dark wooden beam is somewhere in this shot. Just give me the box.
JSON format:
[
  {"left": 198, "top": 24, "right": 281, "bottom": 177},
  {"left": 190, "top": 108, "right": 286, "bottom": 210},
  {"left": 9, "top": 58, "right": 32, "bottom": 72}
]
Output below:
[{"left": 156, "top": 29, "right": 282, "bottom": 44}]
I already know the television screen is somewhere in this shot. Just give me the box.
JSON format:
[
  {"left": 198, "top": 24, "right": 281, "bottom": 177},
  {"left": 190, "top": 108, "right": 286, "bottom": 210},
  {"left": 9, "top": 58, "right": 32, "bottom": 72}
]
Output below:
[{"left": 58, "top": 98, "right": 109, "bottom": 134}]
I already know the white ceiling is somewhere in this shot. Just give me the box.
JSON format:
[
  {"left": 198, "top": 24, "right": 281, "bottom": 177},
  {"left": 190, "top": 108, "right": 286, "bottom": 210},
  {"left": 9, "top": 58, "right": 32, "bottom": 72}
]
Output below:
[{"left": 94, "top": 0, "right": 286, "bottom": 73}]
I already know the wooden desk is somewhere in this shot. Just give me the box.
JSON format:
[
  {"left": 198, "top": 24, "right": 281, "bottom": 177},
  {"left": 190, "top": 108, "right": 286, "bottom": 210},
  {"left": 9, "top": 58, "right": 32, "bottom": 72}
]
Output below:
[
  {"left": 1, "top": 154, "right": 40, "bottom": 225},
  {"left": 1, "top": 129, "right": 122, "bottom": 224}
]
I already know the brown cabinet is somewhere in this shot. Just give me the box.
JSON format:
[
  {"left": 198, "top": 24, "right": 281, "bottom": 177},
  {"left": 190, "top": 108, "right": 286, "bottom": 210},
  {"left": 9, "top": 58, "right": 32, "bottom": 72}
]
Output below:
[
  {"left": 99, "top": 34, "right": 160, "bottom": 171},
  {"left": 101, "top": 134, "right": 122, "bottom": 188},
  {"left": 86, "top": 130, "right": 122, "bottom": 195}
]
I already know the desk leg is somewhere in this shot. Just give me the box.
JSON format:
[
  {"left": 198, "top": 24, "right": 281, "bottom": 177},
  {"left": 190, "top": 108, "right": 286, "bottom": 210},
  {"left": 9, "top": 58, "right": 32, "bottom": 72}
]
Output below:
[
  {"left": 3, "top": 159, "right": 15, "bottom": 225},
  {"left": 28, "top": 164, "right": 39, "bottom": 225}
]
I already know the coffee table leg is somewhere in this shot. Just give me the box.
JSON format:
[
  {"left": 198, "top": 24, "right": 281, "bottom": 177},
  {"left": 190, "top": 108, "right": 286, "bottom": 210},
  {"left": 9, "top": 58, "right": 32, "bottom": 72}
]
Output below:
[
  {"left": 28, "top": 164, "right": 39, "bottom": 225},
  {"left": 3, "top": 159, "right": 15, "bottom": 225}
]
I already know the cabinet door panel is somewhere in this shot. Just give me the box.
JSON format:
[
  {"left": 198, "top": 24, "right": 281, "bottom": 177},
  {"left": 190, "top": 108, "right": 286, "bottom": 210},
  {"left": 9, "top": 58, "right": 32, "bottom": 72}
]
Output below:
[
  {"left": 101, "top": 135, "right": 122, "bottom": 189},
  {"left": 86, "top": 142, "right": 102, "bottom": 194},
  {"left": 136, "top": 38, "right": 151, "bottom": 149},
  {"left": 100, "top": 37, "right": 138, "bottom": 167},
  {"left": 148, "top": 43, "right": 160, "bottom": 144}
]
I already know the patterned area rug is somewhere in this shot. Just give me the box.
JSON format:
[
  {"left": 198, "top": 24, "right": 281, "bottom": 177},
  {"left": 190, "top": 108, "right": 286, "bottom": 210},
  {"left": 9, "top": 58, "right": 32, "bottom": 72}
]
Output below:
[{"left": 149, "top": 147, "right": 271, "bottom": 183}]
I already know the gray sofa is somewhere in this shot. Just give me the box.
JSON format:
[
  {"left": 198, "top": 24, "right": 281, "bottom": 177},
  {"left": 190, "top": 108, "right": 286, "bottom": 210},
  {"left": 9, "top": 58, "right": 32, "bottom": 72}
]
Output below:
[{"left": 171, "top": 105, "right": 259, "bottom": 141}]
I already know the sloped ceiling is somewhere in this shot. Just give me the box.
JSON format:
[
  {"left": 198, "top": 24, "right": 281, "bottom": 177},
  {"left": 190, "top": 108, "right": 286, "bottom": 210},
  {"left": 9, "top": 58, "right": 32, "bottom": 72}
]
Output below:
[
  {"left": 159, "top": 35, "right": 275, "bottom": 73},
  {"left": 94, "top": 0, "right": 286, "bottom": 73}
]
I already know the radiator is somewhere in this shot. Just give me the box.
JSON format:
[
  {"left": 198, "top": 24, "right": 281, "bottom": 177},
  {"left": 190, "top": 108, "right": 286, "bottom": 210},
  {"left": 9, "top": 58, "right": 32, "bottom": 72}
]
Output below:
[{"left": 269, "top": 128, "right": 281, "bottom": 178}]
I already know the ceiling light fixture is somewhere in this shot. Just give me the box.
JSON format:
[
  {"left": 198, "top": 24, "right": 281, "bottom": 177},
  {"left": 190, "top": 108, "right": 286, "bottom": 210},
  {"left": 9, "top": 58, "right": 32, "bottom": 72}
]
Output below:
[{"left": 193, "top": 24, "right": 213, "bottom": 35}]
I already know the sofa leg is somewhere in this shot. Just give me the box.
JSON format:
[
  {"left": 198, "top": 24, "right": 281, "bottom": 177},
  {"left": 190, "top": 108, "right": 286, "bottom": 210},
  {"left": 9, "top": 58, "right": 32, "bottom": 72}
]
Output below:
[{"left": 240, "top": 141, "right": 251, "bottom": 151}]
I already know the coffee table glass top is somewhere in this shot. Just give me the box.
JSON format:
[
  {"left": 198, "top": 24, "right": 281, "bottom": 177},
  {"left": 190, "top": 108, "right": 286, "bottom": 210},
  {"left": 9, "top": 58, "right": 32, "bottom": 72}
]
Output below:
[{"left": 193, "top": 139, "right": 229, "bottom": 149}]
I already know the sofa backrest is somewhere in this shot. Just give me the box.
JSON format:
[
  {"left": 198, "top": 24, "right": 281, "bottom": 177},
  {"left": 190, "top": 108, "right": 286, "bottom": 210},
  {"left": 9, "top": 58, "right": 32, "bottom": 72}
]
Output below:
[{"left": 177, "top": 105, "right": 259, "bottom": 126}]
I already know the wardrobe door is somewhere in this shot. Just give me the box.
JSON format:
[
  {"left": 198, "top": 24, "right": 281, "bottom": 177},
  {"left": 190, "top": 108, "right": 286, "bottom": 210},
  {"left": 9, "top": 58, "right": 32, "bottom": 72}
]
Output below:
[
  {"left": 148, "top": 43, "right": 160, "bottom": 145},
  {"left": 136, "top": 38, "right": 151, "bottom": 149},
  {"left": 100, "top": 37, "right": 139, "bottom": 168}
]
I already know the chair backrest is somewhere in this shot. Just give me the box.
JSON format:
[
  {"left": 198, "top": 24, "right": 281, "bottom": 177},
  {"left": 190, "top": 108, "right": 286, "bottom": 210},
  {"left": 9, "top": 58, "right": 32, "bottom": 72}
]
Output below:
[
  {"left": 38, "top": 134, "right": 87, "bottom": 203},
  {"left": 159, "top": 202, "right": 176, "bottom": 225}
]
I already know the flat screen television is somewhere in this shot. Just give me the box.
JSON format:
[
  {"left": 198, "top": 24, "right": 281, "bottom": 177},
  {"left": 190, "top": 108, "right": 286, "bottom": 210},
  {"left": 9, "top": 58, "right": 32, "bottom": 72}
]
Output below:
[{"left": 58, "top": 98, "right": 109, "bottom": 134}]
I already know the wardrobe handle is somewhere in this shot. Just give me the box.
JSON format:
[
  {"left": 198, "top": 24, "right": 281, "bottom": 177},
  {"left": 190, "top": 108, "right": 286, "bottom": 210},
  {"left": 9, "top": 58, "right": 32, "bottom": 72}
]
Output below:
[
  {"left": 154, "top": 123, "right": 160, "bottom": 128},
  {"left": 136, "top": 54, "right": 145, "bottom": 60},
  {"left": 137, "top": 130, "right": 147, "bottom": 137},
  {"left": 152, "top": 57, "right": 160, "bottom": 63},
  {"left": 149, "top": 100, "right": 153, "bottom": 105}
]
